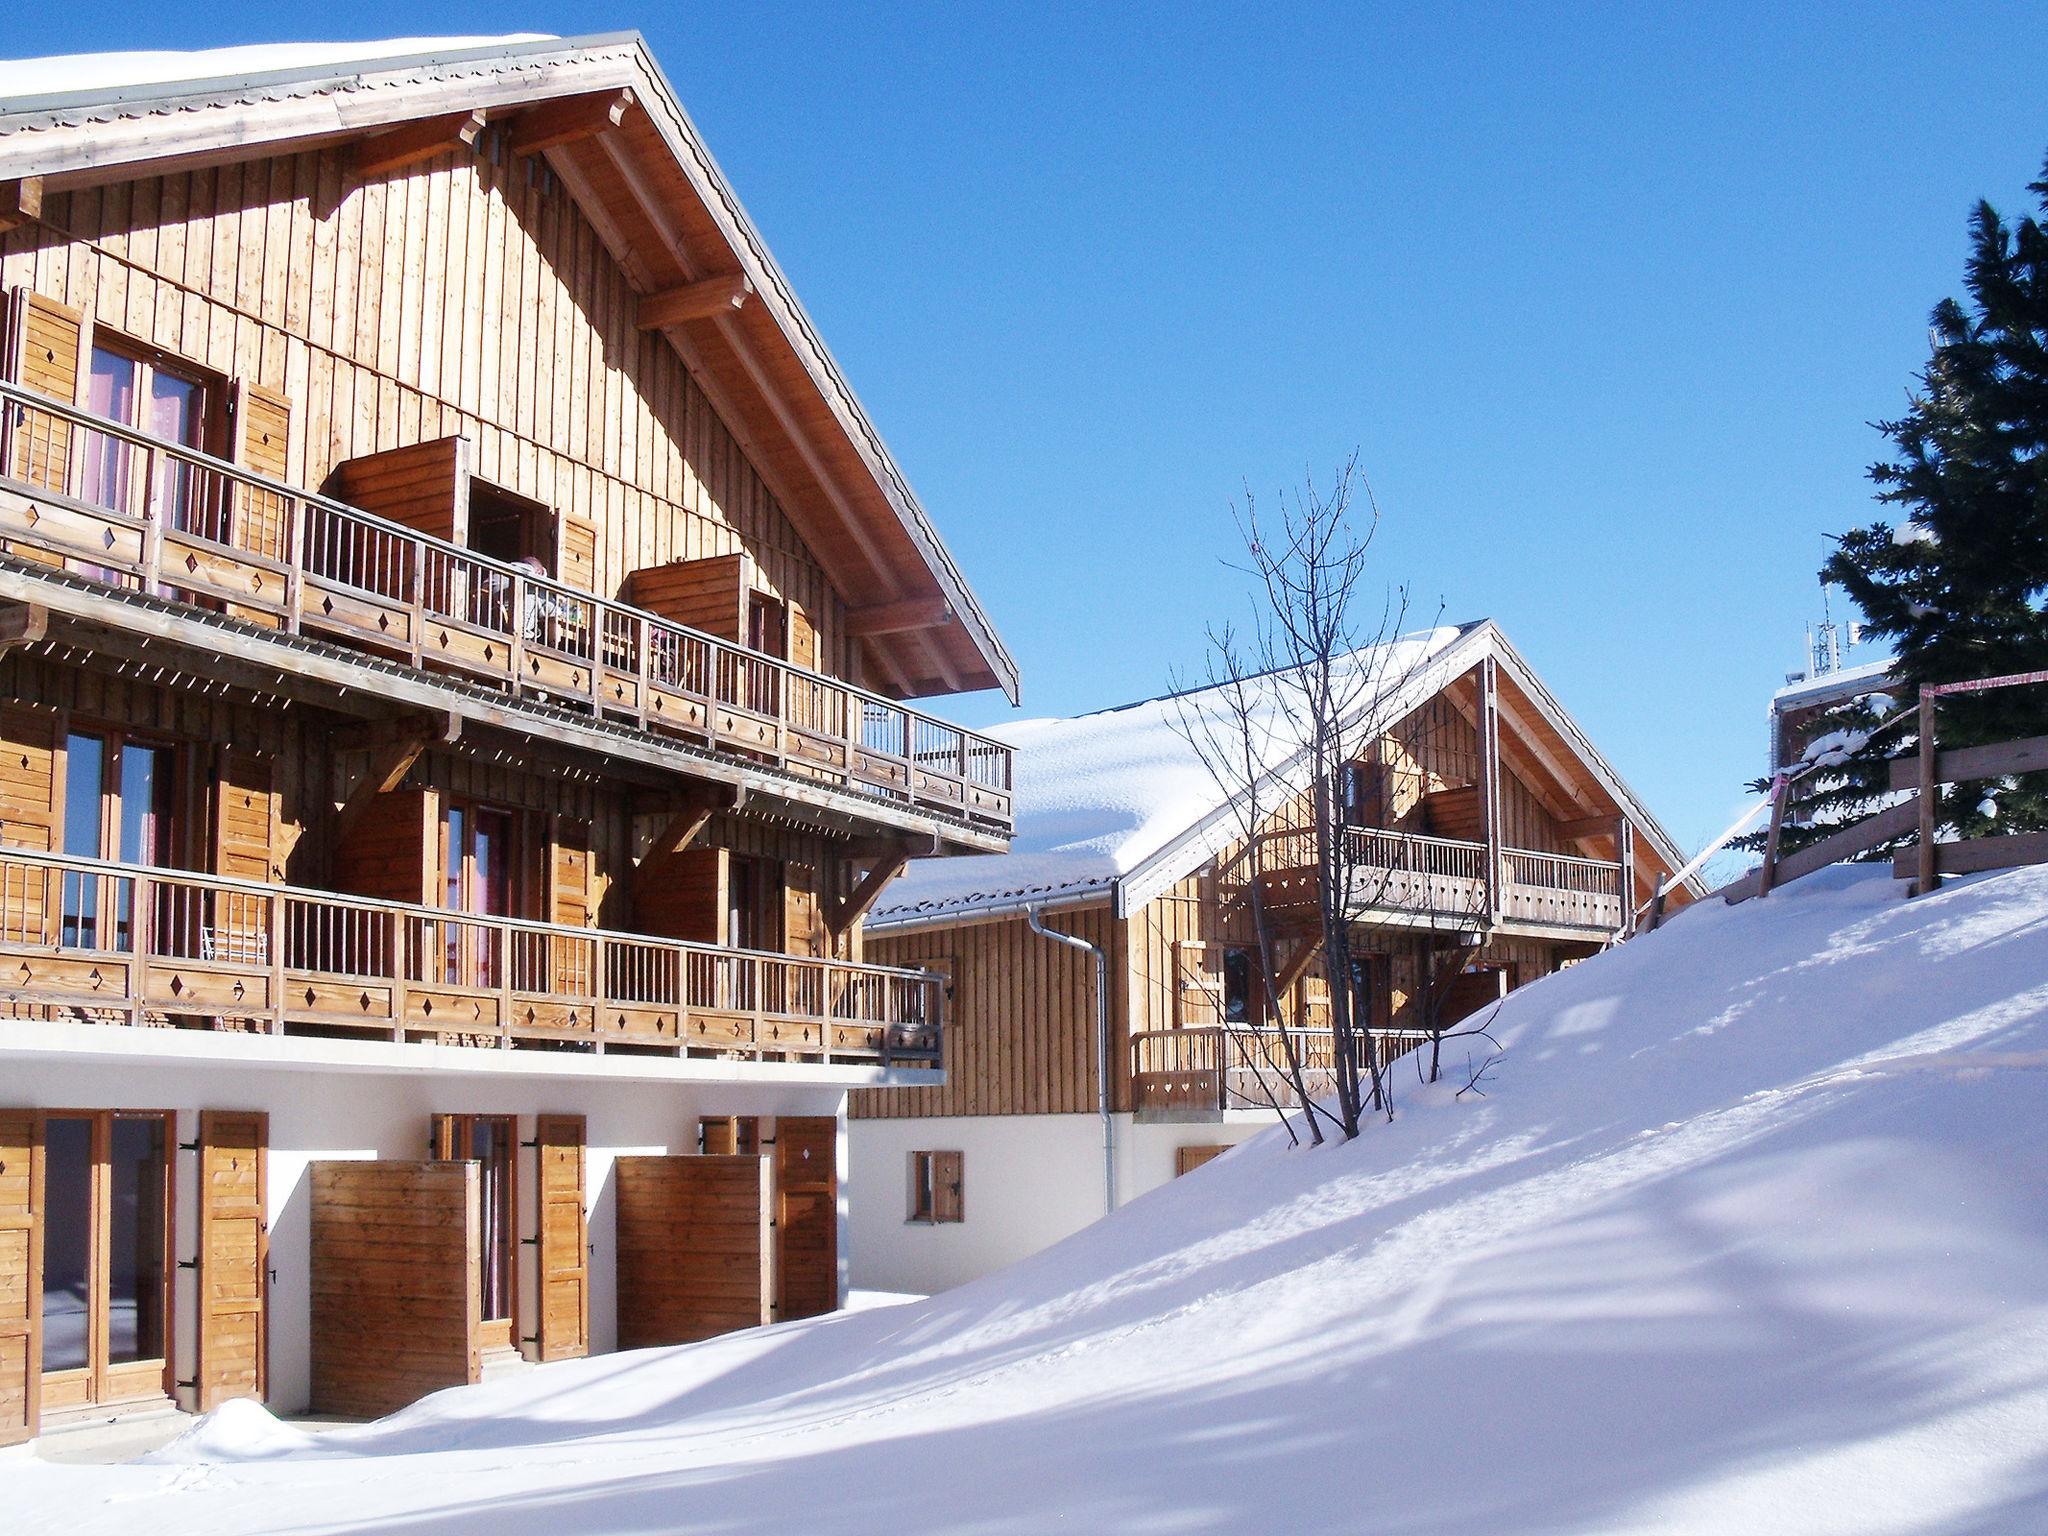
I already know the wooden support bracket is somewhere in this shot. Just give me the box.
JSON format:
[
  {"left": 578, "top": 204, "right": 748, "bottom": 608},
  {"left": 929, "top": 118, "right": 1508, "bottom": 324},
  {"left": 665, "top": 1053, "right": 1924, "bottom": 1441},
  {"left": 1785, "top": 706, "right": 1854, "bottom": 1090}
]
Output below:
[
  {"left": 0, "top": 600, "right": 49, "bottom": 658},
  {"left": 827, "top": 845, "right": 912, "bottom": 936},
  {"left": 846, "top": 595, "right": 956, "bottom": 638},
  {"left": 353, "top": 111, "right": 488, "bottom": 179},
  {"left": 633, "top": 784, "right": 745, "bottom": 899},
  {"left": 1271, "top": 936, "right": 1320, "bottom": 999},
  {"left": 636, "top": 274, "right": 754, "bottom": 330},
  {"left": 509, "top": 89, "right": 635, "bottom": 156},
  {"left": 0, "top": 178, "right": 43, "bottom": 234},
  {"left": 333, "top": 713, "right": 462, "bottom": 845}
]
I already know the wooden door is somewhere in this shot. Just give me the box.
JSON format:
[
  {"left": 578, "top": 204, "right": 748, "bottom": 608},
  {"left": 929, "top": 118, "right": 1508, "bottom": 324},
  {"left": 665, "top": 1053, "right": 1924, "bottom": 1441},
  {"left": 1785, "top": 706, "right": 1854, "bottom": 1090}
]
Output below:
[
  {"left": 774, "top": 1117, "right": 838, "bottom": 1322},
  {"left": 308, "top": 1160, "right": 479, "bottom": 1418},
  {"left": 533, "top": 1115, "right": 588, "bottom": 1362},
  {"left": 614, "top": 1155, "right": 772, "bottom": 1347},
  {"left": 195, "top": 1111, "right": 267, "bottom": 1410},
  {"left": 0, "top": 1109, "right": 41, "bottom": 1447}
]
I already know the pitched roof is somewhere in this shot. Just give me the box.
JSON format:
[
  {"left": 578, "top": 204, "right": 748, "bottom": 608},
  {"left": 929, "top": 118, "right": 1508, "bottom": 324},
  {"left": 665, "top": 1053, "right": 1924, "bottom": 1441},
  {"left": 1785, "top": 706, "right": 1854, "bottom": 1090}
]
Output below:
[
  {"left": 0, "top": 33, "right": 1016, "bottom": 702},
  {"left": 871, "top": 621, "right": 1698, "bottom": 931}
]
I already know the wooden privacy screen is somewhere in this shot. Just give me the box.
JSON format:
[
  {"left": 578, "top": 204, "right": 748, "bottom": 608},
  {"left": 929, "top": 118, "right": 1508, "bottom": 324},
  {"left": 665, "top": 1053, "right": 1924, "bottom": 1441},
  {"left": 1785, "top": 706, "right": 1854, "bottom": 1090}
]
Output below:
[
  {"left": 309, "top": 1160, "right": 479, "bottom": 1418},
  {"left": 196, "top": 1111, "right": 268, "bottom": 1411},
  {"left": 774, "top": 1117, "right": 838, "bottom": 1322},
  {"left": 0, "top": 1108, "right": 41, "bottom": 1447},
  {"left": 534, "top": 1115, "right": 589, "bottom": 1362},
  {"left": 615, "top": 1155, "right": 772, "bottom": 1348}
]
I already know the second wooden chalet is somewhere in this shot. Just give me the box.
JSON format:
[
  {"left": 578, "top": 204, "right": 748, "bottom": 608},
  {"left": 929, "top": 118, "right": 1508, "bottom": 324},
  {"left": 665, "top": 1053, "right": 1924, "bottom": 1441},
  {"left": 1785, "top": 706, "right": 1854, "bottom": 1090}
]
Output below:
[
  {"left": 0, "top": 33, "right": 1015, "bottom": 1446},
  {"left": 848, "top": 621, "right": 1701, "bottom": 1294}
]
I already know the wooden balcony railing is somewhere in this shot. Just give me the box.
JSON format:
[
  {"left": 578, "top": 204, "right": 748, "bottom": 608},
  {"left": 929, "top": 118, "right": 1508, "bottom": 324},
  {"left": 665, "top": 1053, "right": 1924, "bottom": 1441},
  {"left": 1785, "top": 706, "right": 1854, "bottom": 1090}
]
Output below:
[
  {"left": 0, "top": 845, "right": 942, "bottom": 1065},
  {"left": 0, "top": 380, "right": 1012, "bottom": 831},
  {"left": 1132, "top": 1024, "right": 1434, "bottom": 1117},
  {"left": 1254, "top": 825, "right": 1625, "bottom": 933}
]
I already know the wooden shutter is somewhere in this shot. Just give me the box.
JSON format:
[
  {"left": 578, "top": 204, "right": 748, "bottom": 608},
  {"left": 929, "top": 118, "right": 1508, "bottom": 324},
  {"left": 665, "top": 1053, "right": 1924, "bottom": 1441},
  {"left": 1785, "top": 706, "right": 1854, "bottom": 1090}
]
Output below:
[
  {"left": 229, "top": 380, "right": 292, "bottom": 597},
  {"left": 533, "top": 1114, "right": 588, "bottom": 1362},
  {"left": 0, "top": 1108, "right": 42, "bottom": 1447},
  {"left": 1175, "top": 1144, "right": 1229, "bottom": 1177},
  {"left": 637, "top": 844, "right": 722, "bottom": 944},
  {"left": 5, "top": 290, "right": 82, "bottom": 566},
  {"left": 0, "top": 704, "right": 59, "bottom": 853},
  {"left": 196, "top": 1110, "right": 268, "bottom": 1410},
  {"left": 333, "top": 786, "right": 434, "bottom": 906},
  {"left": 548, "top": 815, "right": 594, "bottom": 997},
  {"left": 774, "top": 1117, "right": 838, "bottom": 1320},
  {"left": 560, "top": 517, "right": 598, "bottom": 593},
  {"left": 931, "top": 1149, "right": 964, "bottom": 1223},
  {"left": 623, "top": 553, "right": 749, "bottom": 643},
  {"left": 788, "top": 600, "right": 818, "bottom": 673},
  {"left": 213, "top": 749, "right": 279, "bottom": 882},
  {"left": 783, "top": 860, "right": 825, "bottom": 959}
]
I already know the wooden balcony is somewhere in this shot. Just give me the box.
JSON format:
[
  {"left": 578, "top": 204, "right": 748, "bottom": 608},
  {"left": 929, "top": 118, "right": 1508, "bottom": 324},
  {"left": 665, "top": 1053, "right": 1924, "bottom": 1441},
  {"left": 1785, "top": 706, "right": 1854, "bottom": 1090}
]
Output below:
[
  {"left": 0, "top": 846, "right": 942, "bottom": 1066},
  {"left": 1132, "top": 1024, "right": 1433, "bottom": 1120},
  {"left": 1256, "top": 827, "right": 1627, "bottom": 937},
  {"left": 0, "top": 381, "right": 1011, "bottom": 835}
]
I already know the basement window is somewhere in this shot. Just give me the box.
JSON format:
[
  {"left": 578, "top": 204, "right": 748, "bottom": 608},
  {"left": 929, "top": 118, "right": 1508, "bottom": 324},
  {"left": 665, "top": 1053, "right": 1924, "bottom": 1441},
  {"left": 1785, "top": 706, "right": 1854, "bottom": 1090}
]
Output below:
[{"left": 908, "top": 1149, "right": 963, "bottom": 1224}]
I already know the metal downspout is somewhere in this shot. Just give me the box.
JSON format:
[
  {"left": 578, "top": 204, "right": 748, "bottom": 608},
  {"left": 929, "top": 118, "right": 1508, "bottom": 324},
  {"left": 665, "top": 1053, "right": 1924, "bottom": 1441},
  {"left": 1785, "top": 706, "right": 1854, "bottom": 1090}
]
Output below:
[{"left": 1027, "top": 904, "right": 1116, "bottom": 1217}]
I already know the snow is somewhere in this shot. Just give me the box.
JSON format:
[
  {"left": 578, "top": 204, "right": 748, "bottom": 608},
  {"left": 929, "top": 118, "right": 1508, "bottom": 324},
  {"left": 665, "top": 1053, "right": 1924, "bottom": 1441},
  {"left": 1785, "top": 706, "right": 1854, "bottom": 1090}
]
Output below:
[
  {"left": 1771, "top": 655, "right": 1896, "bottom": 707},
  {"left": 875, "top": 625, "right": 1465, "bottom": 923},
  {"left": 1800, "top": 725, "right": 1871, "bottom": 767},
  {"left": 0, "top": 37, "right": 554, "bottom": 103},
  {"left": 20, "top": 863, "right": 2048, "bottom": 1533}
]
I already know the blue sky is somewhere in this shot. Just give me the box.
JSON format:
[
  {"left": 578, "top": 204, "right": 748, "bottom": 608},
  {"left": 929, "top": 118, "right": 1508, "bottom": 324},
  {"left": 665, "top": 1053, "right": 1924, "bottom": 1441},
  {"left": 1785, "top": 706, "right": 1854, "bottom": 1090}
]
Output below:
[{"left": 9, "top": 3, "right": 2044, "bottom": 860}]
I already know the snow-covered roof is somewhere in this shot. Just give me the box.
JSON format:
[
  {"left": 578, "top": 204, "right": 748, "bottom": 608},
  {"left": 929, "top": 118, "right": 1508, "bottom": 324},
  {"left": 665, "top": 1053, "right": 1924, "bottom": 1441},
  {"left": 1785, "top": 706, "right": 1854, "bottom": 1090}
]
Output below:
[
  {"left": 875, "top": 627, "right": 1469, "bottom": 926},
  {"left": 874, "top": 620, "right": 1697, "bottom": 929},
  {"left": 0, "top": 37, "right": 552, "bottom": 103},
  {"left": 1771, "top": 655, "right": 1896, "bottom": 710}
]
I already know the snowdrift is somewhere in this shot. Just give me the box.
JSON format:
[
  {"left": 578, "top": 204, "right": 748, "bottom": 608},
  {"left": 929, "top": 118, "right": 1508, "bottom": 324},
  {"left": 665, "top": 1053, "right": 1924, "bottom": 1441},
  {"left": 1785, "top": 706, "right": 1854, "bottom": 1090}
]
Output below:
[{"left": 20, "top": 865, "right": 2048, "bottom": 1534}]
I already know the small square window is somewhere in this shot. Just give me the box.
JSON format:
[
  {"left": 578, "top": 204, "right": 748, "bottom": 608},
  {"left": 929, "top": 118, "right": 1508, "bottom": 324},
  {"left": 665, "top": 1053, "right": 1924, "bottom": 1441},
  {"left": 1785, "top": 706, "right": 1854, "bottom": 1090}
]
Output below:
[{"left": 908, "top": 1149, "right": 963, "bottom": 1223}]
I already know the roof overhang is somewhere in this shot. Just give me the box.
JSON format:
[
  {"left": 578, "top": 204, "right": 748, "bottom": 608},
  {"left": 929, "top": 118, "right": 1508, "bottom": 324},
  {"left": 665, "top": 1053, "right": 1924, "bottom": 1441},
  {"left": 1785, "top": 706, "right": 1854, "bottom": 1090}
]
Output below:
[{"left": 0, "top": 32, "right": 1018, "bottom": 702}]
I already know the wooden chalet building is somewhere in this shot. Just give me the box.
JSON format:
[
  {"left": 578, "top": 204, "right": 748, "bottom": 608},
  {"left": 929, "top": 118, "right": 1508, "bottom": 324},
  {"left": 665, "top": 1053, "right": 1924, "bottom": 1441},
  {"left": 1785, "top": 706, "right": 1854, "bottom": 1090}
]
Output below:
[
  {"left": 0, "top": 34, "right": 1018, "bottom": 1444},
  {"left": 848, "top": 622, "right": 1700, "bottom": 1295}
]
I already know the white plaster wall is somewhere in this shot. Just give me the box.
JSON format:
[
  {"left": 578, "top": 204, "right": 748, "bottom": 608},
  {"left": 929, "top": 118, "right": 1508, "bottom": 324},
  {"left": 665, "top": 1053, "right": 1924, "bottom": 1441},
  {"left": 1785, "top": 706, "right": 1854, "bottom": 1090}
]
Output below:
[
  {"left": 8, "top": 1056, "right": 847, "bottom": 1415},
  {"left": 847, "top": 1112, "right": 1275, "bottom": 1295}
]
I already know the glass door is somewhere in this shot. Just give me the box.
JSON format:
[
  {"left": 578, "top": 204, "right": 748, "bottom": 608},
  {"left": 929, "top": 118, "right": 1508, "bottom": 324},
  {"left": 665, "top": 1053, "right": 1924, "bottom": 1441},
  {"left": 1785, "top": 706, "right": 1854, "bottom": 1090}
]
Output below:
[
  {"left": 444, "top": 803, "right": 517, "bottom": 988},
  {"left": 40, "top": 1111, "right": 173, "bottom": 1413},
  {"left": 433, "top": 1114, "right": 517, "bottom": 1350}
]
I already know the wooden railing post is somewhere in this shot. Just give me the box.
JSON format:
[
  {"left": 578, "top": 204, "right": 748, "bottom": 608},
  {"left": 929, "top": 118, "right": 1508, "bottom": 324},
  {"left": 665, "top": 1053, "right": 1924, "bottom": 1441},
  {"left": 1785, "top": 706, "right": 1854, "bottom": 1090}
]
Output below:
[
  {"left": 1478, "top": 657, "right": 1503, "bottom": 927},
  {"left": 1915, "top": 689, "right": 1938, "bottom": 897},
  {"left": 267, "top": 889, "right": 287, "bottom": 1034}
]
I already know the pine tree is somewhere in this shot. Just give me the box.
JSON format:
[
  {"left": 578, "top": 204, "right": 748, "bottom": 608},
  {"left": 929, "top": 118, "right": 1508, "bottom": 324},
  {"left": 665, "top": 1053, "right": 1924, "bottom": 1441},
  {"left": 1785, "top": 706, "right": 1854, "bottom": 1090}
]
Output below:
[{"left": 1766, "top": 152, "right": 2048, "bottom": 854}]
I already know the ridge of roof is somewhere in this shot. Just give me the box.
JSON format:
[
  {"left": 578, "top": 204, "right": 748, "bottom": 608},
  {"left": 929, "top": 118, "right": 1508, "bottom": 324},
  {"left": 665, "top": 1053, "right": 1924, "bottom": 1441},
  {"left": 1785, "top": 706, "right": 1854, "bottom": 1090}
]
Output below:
[{"left": 0, "top": 31, "right": 1018, "bottom": 702}]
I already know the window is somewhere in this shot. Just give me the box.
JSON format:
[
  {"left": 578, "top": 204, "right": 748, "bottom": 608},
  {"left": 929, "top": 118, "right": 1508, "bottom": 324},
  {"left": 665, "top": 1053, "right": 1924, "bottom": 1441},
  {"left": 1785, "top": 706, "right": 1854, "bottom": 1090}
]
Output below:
[
  {"left": 80, "top": 332, "right": 219, "bottom": 531},
  {"left": 432, "top": 1114, "right": 517, "bottom": 1346},
  {"left": 1221, "top": 946, "right": 1253, "bottom": 1024},
  {"left": 61, "top": 728, "right": 183, "bottom": 948},
  {"left": 443, "top": 800, "right": 524, "bottom": 987},
  {"left": 908, "top": 1149, "right": 963, "bottom": 1223},
  {"left": 1338, "top": 760, "right": 1381, "bottom": 828}
]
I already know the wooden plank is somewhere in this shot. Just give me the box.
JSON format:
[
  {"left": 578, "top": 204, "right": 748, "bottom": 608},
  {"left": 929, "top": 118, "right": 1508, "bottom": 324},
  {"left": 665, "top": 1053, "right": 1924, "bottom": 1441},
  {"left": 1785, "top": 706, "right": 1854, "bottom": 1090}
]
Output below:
[
  {"left": 1889, "top": 735, "right": 2048, "bottom": 791},
  {"left": 534, "top": 1114, "right": 588, "bottom": 1362},
  {"left": 1891, "top": 830, "right": 2048, "bottom": 879},
  {"left": 774, "top": 1117, "right": 837, "bottom": 1320},
  {"left": 614, "top": 1155, "right": 772, "bottom": 1347},
  {"left": 0, "top": 1109, "right": 40, "bottom": 1447},
  {"left": 1723, "top": 799, "right": 1921, "bottom": 904},
  {"left": 308, "top": 1159, "right": 477, "bottom": 1418},
  {"left": 196, "top": 1111, "right": 267, "bottom": 1411}
]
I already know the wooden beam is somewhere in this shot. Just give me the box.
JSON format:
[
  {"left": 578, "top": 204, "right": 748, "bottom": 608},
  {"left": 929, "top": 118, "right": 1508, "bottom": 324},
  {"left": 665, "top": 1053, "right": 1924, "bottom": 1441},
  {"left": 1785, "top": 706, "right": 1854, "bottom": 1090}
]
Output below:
[
  {"left": 1916, "top": 691, "right": 1938, "bottom": 896},
  {"left": 1891, "top": 829, "right": 2048, "bottom": 880},
  {"left": 1272, "top": 936, "right": 1320, "bottom": 998},
  {"left": 1889, "top": 734, "right": 2048, "bottom": 791},
  {"left": 334, "top": 715, "right": 462, "bottom": 846},
  {"left": 0, "top": 178, "right": 42, "bottom": 234},
  {"left": 828, "top": 847, "right": 911, "bottom": 936},
  {"left": 1552, "top": 813, "right": 1618, "bottom": 843},
  {"left": 633, "top": 784, "right": 745, "bottom": 899},
  {"left": 508, "top": 90, "right": 634, "bottom": 156},
  {"left": 846, "top": 596, "right": 954, "bottom": 638},
  {"left": 636, "top": 274, "right": 754, "bottom": 330},
  {"left": 0, "top": 600, "right": 48, "bottom": 657},
  {"left": 352, "top": 111, "right": 487, "bottom": 179}
]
